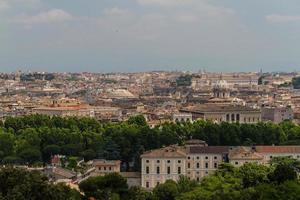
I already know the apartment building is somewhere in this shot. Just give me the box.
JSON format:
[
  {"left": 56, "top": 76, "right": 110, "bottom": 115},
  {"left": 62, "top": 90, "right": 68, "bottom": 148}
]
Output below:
[{"left": 261, "top": 106, "right": 293, "bottom": 123}]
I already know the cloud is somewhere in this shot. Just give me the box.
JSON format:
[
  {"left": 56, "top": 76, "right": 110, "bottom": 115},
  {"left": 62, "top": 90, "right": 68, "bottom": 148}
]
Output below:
[
  {"left": 266, "top": 14, "right": 300, "bottom": 23},
  {"left": 136, "top": 0, "right": 193, "bottom": 7},
  {"left": 11, "top": 9, "right": 73, "bottom": 24},
  {"left": 136, "top": 0, "right": 234, "bottom": 19},
  {"left": 0, "top": 1, "right": 9, "bottom": 10},
  {"left": 0, "top": 0, "right": 40, "bottom": 10},
  {"left": 103, "top": 7, "right": 131, "bottom": 16}
]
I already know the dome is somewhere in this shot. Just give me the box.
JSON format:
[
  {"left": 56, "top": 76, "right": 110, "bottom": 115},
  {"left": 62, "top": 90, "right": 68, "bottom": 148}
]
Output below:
[{"left": 214, "top": 80, "right": 229, "bottom": 90}]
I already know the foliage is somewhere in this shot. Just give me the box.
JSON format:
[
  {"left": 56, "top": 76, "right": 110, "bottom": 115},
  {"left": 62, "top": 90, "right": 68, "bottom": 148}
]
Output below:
[
  {"left": 1, "top": 115, "right": 300, "bottom": 171},
  {"left": 292, "top": 76, "right": 300, "bottom": 89},
  {"left": 177, "top": 159, "right": 300, "bottom": 200},
  {"left": 0, "top": 168, "right": 81, "bottom": 200},
  {"left": 176, "top": 75, "right": 192, "bottom": 87},
  {"left": 153, "top": 180, "right": 179, "bottom": 200},
  {"left": 79, "top": 173, "right": 128, "bottom": 200}
]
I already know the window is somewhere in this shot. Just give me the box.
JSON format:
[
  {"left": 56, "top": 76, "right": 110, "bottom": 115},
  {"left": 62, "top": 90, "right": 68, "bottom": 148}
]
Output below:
[
  {"left": 188, "top": 163, "right": 190, "bottom": 168},
  {"left": 104, "top": 167, "right": 106, "bottom": 170},
  {"left": 214, "top": 156, "right": 217, "bottom": 160},
  {"left": 197, "top": 163, "right": 200, "bottom": 168},
  {"left": 178, "top": 167, "right": 181, "bottom": 174},
  {"left": 205, "top": 163, "right": 208, "bottom": 168},
  {"left": 146, "top": 182, "right": 149, "bottom": 188},
  {"left": 156, "top": 182, "right": 160, "bottom": 186},
  {"left": 167, "top": 166, "right": 171, "bottom": 174},
  {"left": 196, "top": 156, "right": 199, "bottom": 160},
  {"left": 109, "top": 167, "right": 111, "bottom": 171},
  {"left": 231, "top": 114, "right": 235, "bottom": 122},
  {"left": 196, "top": 177, "right": 200, "bottom": 181},
  {"left": 146, "top": 166, "right": 149, "bottom": 174},
  {"left": 146, "top": 160, "right": 149, "bottom": 163},
  {"left": 214, "top": 163, "right": 218, "bottom": 168},
  {"left": 188, "top": 156, "right": 191, "bottom": 160},
  {"left": 226, "top": 114, "right": 230, "bottom": 122},
  {"left": 98, "top": 167, "right": 101, "bottom": 170},
  {"left": 205, "top": 156, "right": 208, "bottom": 160},
  {"left": 236, "top": 114, "right": 240, "bottom": 122},
  {"left": 156, "top": 167, "right": 160, "bottom": 174},
  {"left": 178, "top": 160, "right": 181, "bottom": 163},
  {"left": 167, "top": 160, "right": 170, "bottom": 163},
  {"left": 157, "top": 160, "right": 160, "bottom": 163},
  {"left": 235, "top": 161, "right": 239, "bottom": 165}
]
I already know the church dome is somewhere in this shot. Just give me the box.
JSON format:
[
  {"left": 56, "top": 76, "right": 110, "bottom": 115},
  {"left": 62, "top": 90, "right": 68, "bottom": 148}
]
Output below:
[{"left": 214, "top": 80, "right": 229, "bottom": 90}]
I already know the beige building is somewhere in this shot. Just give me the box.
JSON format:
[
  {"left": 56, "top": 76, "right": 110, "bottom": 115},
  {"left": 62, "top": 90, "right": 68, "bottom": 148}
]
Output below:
[
  {"left": 141, "top": 141, "right": 300, "bottom": 189},
  {"left": 141, "top": 145, "right": 187, "bottom": 189},
  {"left": 186, "top": 145, "right": 228, "bottom": 181},
  {"left": 181, "top": 105, "right": 261, "bottom": 124},
  {"left": 255, "top": 146, "right": 300, "bottom": 164},
  {"left": 33, "top": 106, "right": 94, "bottom": 118},
  {"left": 228, "top": 146, "right": 264, "bottom": 167},
  {"left": 141, "top": 140, "right": 228, "bottom": 189},
  {"left": 91, "top": 159, "right": 121, "bottom": 176}
]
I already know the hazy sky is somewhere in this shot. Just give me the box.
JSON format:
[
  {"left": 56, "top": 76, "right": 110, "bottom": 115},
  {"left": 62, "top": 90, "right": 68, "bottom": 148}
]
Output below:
[{"left": 0, "top": 0, "right": 300, "bottom": 73}]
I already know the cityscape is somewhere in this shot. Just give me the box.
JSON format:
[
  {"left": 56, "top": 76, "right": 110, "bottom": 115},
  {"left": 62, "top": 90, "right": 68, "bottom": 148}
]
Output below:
[
  {"left": 1, "top": 0, "right": 300, "bottom": 199},
  {"left": 0, "top": 70, "right": 300, "bottom": 199}
]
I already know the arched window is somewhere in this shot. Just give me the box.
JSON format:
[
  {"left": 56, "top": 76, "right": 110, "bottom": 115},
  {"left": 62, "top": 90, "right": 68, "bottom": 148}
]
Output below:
[
  {"left": 236, "top": 114, "right": 240, "bottom": 122},
  {"left": 231, "top": 114, "right": 235, "bottom": 122}
]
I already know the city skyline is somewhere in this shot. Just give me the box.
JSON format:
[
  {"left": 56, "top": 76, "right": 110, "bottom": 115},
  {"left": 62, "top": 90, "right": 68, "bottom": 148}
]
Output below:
[{"left": 1, "top": 0, "right": 300, "bottom": 72}]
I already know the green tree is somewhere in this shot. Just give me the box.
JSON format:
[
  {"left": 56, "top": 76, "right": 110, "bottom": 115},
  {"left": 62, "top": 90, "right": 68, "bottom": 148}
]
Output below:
[
  {"left": 292, "top": 76, "right": 300, "bottom": 89},
  {"left": 153, "top": 180, "right": 179, "bottom": 200},
  {"left": 79, "top": 173, "right": 128, "bottom": 200},
  {"left": 128, "top": 115, "right": 147, "bottom": 126},
  {"left": 269, "top": 157, "right": 300, "bottom": 184}
]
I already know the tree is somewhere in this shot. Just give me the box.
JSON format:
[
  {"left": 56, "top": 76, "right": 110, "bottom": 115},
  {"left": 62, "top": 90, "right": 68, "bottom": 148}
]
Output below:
[
  {"left": 292, "top": 76, "right": 300, "bottom": 89},
  {"left": 128, "top": 115, "right": 147, "bottom": 127},
  {"left": 0, "top": 168, "right": 81, "bottom": 200},
  {"left": 177, "top": 175, "right": 198, "bottom": 193},
  {"left": 79, "top": 173, "right": 128, "bottom": 200},
  {"left": 269, "top": 157, "right": 300, "bottom": 184},
  {"left": 42, "top": 145, "right": 61, "bottom": 162},
  {"left": 126, "top": 186, "right": 152, "bottom": 200},
  {"left": 237, "top": 163, "right": 270, "bottom": 188},
  {"left": 18, "top": 148, "right": 42, "bottom": 164},
  {"left": 0, "top": 133, "right": 14, "bottom": 159},
  {"left": 80, "top": 149, "right": 97, "bottom": 161},
  {"left": 153, "top": 180, "right": 179, "bottom": 200}
]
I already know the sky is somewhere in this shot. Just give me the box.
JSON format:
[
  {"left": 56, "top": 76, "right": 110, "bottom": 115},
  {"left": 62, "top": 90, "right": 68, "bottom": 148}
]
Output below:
[{"left": 0, "top": 0, "right": 300, "bottom": 73}]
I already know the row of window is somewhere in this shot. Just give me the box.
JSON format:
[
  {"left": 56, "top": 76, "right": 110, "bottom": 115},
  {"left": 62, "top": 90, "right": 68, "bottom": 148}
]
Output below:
[
  {"left": 225, "top": 114, "right": 260, "bottom": 123},
  {"left": 188, "top": 156, "right": 218, "bottom": 160},
  {"left": 98, "top": 166, "right": 113, "bottom": 171},
  {"left": 187, "top": 162, "right": 218, "bottom": 169},
  {"left": 146, "top": 160, "right": 182, "bottom": 164},
  {"left": 146, "top": 166, "right": 181, "bottom": 175}
]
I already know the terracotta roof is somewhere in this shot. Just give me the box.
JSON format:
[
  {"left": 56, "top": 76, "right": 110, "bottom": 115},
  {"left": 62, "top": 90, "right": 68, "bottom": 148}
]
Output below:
[
  {"left": 255, "top": 146, "right": 300, "bottom": 154},
  {"left": 141, "top": 145, "right": 186, "bottom": 158},
  {"left": 188, "top": 146, "right": 229, "bottom": 154},
  {"left": 229, "top": 146, "right": 263, "bottom": 160},
  {"left": 52, "top": 167, "right": 76, "bottom": 179},
  {"left": 92, "top": 159, "right": 121, "bottom": 166}
]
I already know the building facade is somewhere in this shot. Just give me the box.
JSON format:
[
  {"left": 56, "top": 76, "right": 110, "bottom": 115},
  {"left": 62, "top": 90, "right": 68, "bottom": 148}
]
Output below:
[
  {"left": 261, "top": 106, "right": 293, "bottom": 123},
  {"left": 141, "top": 140, "right": 300, "bottom": 189}
]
